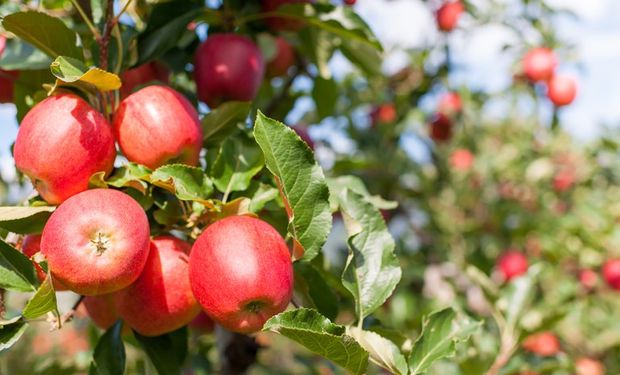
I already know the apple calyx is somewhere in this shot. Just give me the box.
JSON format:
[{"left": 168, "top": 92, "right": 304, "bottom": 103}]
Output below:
[{"left": 90, "top": 232, "right": 111, "bottom": 255}]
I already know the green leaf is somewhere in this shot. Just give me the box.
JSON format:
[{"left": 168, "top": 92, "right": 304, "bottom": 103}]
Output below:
[
  {"left": 202, "top": 101, "right": 251, "bottom": 147},
  {"left": 0, "top": 38, "right": 51, "bottom": 70},
  {"left": 50, "top": 56, "right": 121, "bottom": 93},
  {"left": 347, "top": 327, "right": 408, "bottom": 375},
  {"left": 501, "top": 268, "right": 539, "bottom": 331},
  {"left": 264, "top": 308, "right": 369, "bottom": 374},
  {"left": 312, "top": 76, "right": 338, "bottom": 121},
  {"left": 294, "top": 262, "right": 339, "bottom": 321},
  {"left": 327, "top": 176, "right": 398, "bottom": 212},
  {"left": 89, "top": 321, "right": 126, "bottom": 375},
  {"left": 336, "top": 189, "right": 401, "bottom": 320},
  {"left": 0, "top": 206, "right": 55, "bottom": 234},
  {"left": 0, "top": 238, "right": 38, "bottom": 292},
  {"left": 253, "top": 112, "right": 332, "bottom": 261},
  {"left": 0, "top": 319, "right": 28, "bottom": 352},
  {"left": 22, "top": 274, "right": 57, "bottom": 319},
  {"left": 210, "top": 137, "right": 264, "bottom": 195},
  {"left": 340, "top": 39, "right": 382, "bottom": 77},
  {"left": 2, "top": 11, "right": 82, "bottom": 59},
  {"left": 13, "top": 69, "right": 53, "bottom": 122},
  {"left": 247, "top": 182, "right": 280, "bottom": 213},
  {"left": 90, "top": 163, "right": 152, "bottom": 194},
  {"left": 150, "top": 164, "right": 214, "bottom": 204},
  {"left": 408, "top": 309, "right": 481, "bottom": 375},
  {"left": 135, "top": 327, "right": 188, "bottom": 375}
]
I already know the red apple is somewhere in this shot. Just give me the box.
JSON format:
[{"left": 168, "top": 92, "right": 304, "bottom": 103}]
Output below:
[
  {"left": 262, "top": 0, "right": 312, "bottom": 31},
  {"left": 579, "top": 269, "right": 598, "bottom": 290},
  {"left": 113, "top": 85, "right": 203, "bottom": 169},
  {"left": 436, "top": 1, "right": 464, "bottom": 32},
  {"left": 189, "top": 311, "right": 215, "bottom": 334},
  {"left": 522, "top": 48, "right": 557, "bottom": 82},
  {"left": 576, "top": 357, "right": 605, "bottom": 375},
  {"left": 116, "top": 236, "right": 200, "bottom": 336},
  {"left": 450, "top": 149, "right": 474, "bottom": 171},
  {"left": 194, "top": 34, "right": 265, "bottom": 108},
  {"left": 547, "top": 75, "right": 577, "bottom": 107},
  {"left": 0, "top": 36, "right": 18, "bottom": 103},
  {"left": 41, "top": 189, "right": 151, "bottom": 296},
  {"left": 497, "top": 250, "right": 528, "bottom": 282},
  {"left": 603, "top": 259, "right": 620, "bottom": 290},
  {"left": 21, "top": 234, "right": 67, "bottom": 291},
  {"left": 429, "top": 112, "right": 453, "bottom": 142},
  {"left": 14, "top": 94, "right": 116, "bottom": 204},
  {"left": 522, "top": 332, "right": 560, "bottom": 356},
  {"left": 370, "top": 103, "right": 397, "bottom": 126},
  {"left": 83, "top": 294, "right": 122, "bottom": 330},
  {"left": 553, "top": 169, "right": 575, "bottom": 192},
  {"left": 120, "top": 61, "right": 169, "bottom": 98},
  {"left": 438, "top": 92, "right": 462, "bottom": 117},
  {"left": 189, "top": 216, "right": 294, "bottom": 334},
  {"left": 293, "top": 125, "right": 314, "bottom": 150},
  {"left": 344, "top": 0, "right": 356, "bottom": 4},
  {"left": 266, "top": 37, "right": 296, "bottom": 78}
]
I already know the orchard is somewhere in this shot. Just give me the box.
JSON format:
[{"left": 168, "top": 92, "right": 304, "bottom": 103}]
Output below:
[{"left": 0, "top": 0, "right": 617, "bottom": 375}]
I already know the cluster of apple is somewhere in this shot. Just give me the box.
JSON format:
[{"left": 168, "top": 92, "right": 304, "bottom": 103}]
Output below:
[{"left": 521, "top": 47, "right": 578, "bottom": 107}]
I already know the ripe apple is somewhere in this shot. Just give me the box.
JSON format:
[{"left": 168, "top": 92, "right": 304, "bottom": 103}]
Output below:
[
  {"left": 83, "top": 294, "right": 122, "bottom": 330},
  {"left": 41, "top": 189, "right": 151, "bottom": 295},
  {"left": 579, "top": 269, "right": 598, "bottom": 290},
  {"left": 522, "top": 331, "right": 560, "bottom": 356},
  {"left": 603, "top": 259, "right": 620, "bottom": 290},
  {"left": 266, "top": 37, "right": 296, "bottom": 78},
  {"left": 522, "top": 48, "right": 557, "bottom": 82},
  {"left": 576, "top": 357, "right": 605, "bottom": 375},
  {"left": 14, "top": 95, "right": 116, "bottom": 204},
  {"left": 497, "top": 250, "right": 528, "bottom": 282},
  {"left": 262, "top": 0, "right": 312, "bottom": 31},
  {"left": 450, "top": 149, "right": 474, "bottom": 171},
  {"left": 370, "top": 103, "right": 397, "bottom": 126},
  {"left": 547, "top": 75, "right": 577, "bottom": 107},
  {"left": 189, "top": 311, "right": 215, "bottom": 334},
  {"left": 113, "top": 85, "right": 203, "bottom": 169},
  {"left": 436, "top": 1, "right": 464, "bottom": 32},
  {"left": 0, "top": 36, "right": 18, "bottom": 103},
  {"left": 438, "top": 92, "right": 462, "bottom": 117},
  {"left": 189, "top": 216, "right": 294, "bottom": 334},
  {"left": 344, "top": 0, "right": 356, "bottom": 4},
  {"left": 429, "top": 113, "right": 453, "bottom": 142},
  {"left": 194, "top": 34, "right": 265, "bottom": 108},
  {"left": 120, "top": 61, "right": 169, "bottom": 98},
  {"left": 553, "top": 169, "right": 575, "bottom": 192},
  {"left": 21, "top": 234, "right": 67, "bottom": 291}
]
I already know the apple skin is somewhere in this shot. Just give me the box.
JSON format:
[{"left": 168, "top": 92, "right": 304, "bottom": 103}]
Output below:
[
  {"left": 370, "top": 103, "right": 397, "bottom": 126},
  {"left": 262, "top": 0, "right": 312, "bottom": 31},
  {"left": 120, "top": 62, "right": 169, "bottom": 98},
  {"left": 497, "top": 250, "right": 528, "bottom": 282},
  {"left": 21, "top": 235, "right": 68, "bottom": 291},
  {"left": 41, "top": 189, "right": 151, "bottom": 296},
  {"left": 113, "top": 85, "right": 203, "bottom": 169},
  {"left": 189, "top": 311, "right": 215, "bottom": 334},
  {"left": 344, "top": 0, "right": 356, "bottom": 4},
  {"left": 14, "top": 95, "right": 116, "bottom": 205},
  {"left": 266, "top": 37, "right": 296, "bottom": 78},
  {"left": 522, "top": 332, "right": 560, "bottom": 356},
  {"left": 189, "top": 216, "right": 294, "bottom": 334},
  {"left": 576, "top": 357, "right": 605, "bottom": 375},
  {"left": 547, "top": 75, "right": 577, "bottom": 107},
  {"left": 429, "top": 113, "right": 453, "bottom": 142},
  {"left": 83, "top": 294, "right": 122, "bottom": 330},
  {"left": 194, "top": 34, "right": 265, "bottom": 108},
  {"left": 449, "top": 149, "right": 474, "bottom": 171},
  {"left": 523, "top": 48, "right": 557, "bottom": 82},
  {"left": 603, "top": 259, "right": 620, "bottom": 290},
  {"left": 0, "top": 36, "right": 18, "bottom": 103},
  {"left": 116, "top": 235, "right": 200, "bottom": 336},
  {"left": 438, "top": 92, "right": 462, "bottom": 117},
  {"left": 553, "top": 169, "right": 575, "bottom": 192},
  {"left": 436, "top": 1, "right": 464, "bottom": 32},
  {"left": 579, "top": 269, "right": 598, "bottom": 290}
]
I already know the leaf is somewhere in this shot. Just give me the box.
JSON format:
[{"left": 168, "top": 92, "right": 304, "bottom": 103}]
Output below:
[
  {"left": 253, "top": 112, "right": 332, "bottom": 261},
  {"left": 13, "top": 69, "right": 53, "bottom": 122},
  {"left": 50, "top": 56, "right": 121, "bottom": 93},
  {"left": 0, "top": 206, "right": 55, "bottom": 234},
  {"left": 210, "top": 137, "right": 264, "bottom": 194},
  {"left": 340, "top": 39, "right": 382, "bottom": 77},
  {"left": 90, "top": 163, "right": 152, "bottom": 194},
  {"left": 150, "top": 164, "right": 214, "bottom": 204},
  {"left": 327, "top": 176, "right": 398, "bottom": 212},
  {"left": 294, "top": 262, "right": 338, "bottom": 321},
  {"left": 247, "top": 182, "right": 280, "bottom": 213},
  {"left": 89, "top": 321, "right": 126, "bottom": 375},
  {"left": 22, "top": 274, "right": 57, "bottom": 319},
  {"left": 312, "top": 76, "right": 338, "bottom": 121},
  {"left": 0, "top": 38, "right": 51, "bottom": 70},
  {"left": 264, "top": 309, "right": 369, "bottom": 374},
  {"left": 336, "top": 189, "right": 401, "bottom": 320},
  {"left": 202, "top": 101, "right": 251, "bottom": 147},
  {"left": 0, "top": 238, "right": 38, "bottom": 292},
  {"left": 2, "top": 11, "right": 82, "bottom": 59},
  {"left": 501, "top": 268, "right": 539, "bottom": 331},
  {"left": 408, "top": 309, "right": 481, "bottom": 375},
  {"left": 135, "top": 327, "right": 188, "bottom": 375},
  {"left": 347, "top": 327, "right": 408, "bottom": 375},
  {"left": 0, "top": 319, "right": 28, "bottom": 352}
]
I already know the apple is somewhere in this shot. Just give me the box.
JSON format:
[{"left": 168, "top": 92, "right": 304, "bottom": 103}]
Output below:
[
  {"left": 0, "top": 36, "right": 18, "bottom": 103},
  {"left": 21, "top": 234, "right": 67, "bottom": 291},
  {"left": 436, "top": 1, "right": 464, "bottom": 32},
  {"left": 579, "top": 269, "right": 598, "bottom": 290},
  {"left": 194, "top": 34, "right": 265, "bottom": 108},
  {"left": 429, "top": 113, "right": 453, "bottom": 142},
  {"left": 497, "top": 250, "right": 528, "bottom": 282},
  {"left": 370, "top": 103, "right": 397, "bottom": 126},
  {"left": 120, "top": 61, "right": 169, "bottom": 98},
  {"left": 41, "top": 189, "right": 151, "bottom": 295},
  {"left": 438, "top": 92, "right": 462, "bottom": 117},
  {"left": 266, "top": 37, "right": 296, "bottom": 78},
  {"left": 261, "top": 0, "right": 312, "bottom": 31},
  {"left": 293, "top": 125, "right": 314, "bottom": 150},
  {"left": 189, "top": 311, "right": 215, "bottom": 334},
  {"left": 113, "top": 85, "right": 203, "bottom": 169},
  {"left": 576, "top": 357, "right": 605, "bottom": 375},
  {"left": 450, "top": 149, "right": 474, "bottom": 171},
  {"left": 522, "top": 48, "right": 557, "bottom": 82},
  {"left": 603, "top": 259, "right": 620, "bottom": 290},
  {"left": 547, "top": 75, "right": 577, "bottom": 107},
  {"left": 344, "top": 0, "right": 356, "bottom": 4},
  {"left": 522, "top": 331, "right": 560, "bottom": 356},
  {"left": 553, "top": 169, "right": 575, "bottom": 192},
  {"left": 14, "top": 95, "right": 116, "bottom": 205},
  {"left": 83, "top": 294, "right": 122, "bottom": 330},
  {"left": 189, "top": 216, "right": 294, "bottom": 334}
]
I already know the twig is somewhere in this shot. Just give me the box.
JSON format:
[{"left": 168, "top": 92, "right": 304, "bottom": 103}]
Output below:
[
  {"left": 55, "top": 295, "right": 85, "bottom": 329},
  {"left": 97, "top": 0, "right": 116, "bottom": 72}
]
